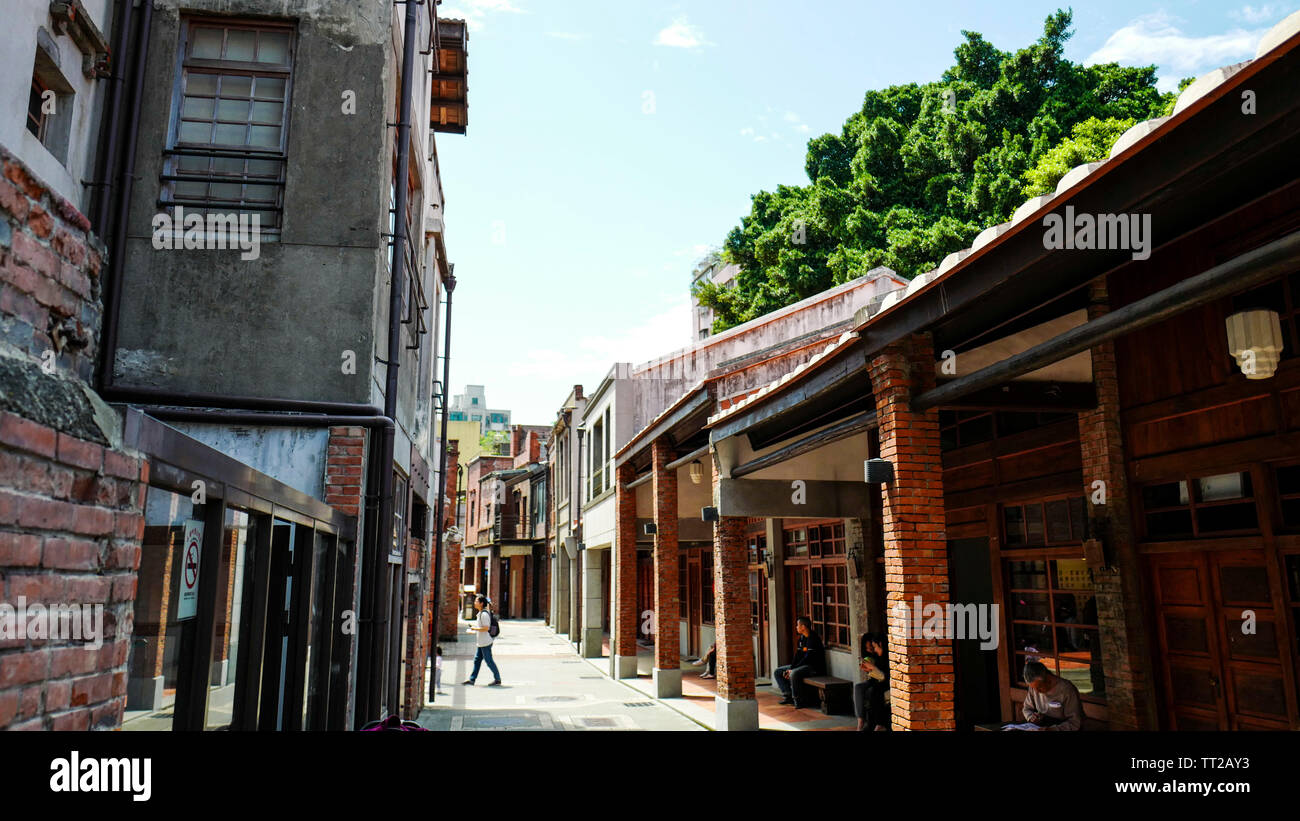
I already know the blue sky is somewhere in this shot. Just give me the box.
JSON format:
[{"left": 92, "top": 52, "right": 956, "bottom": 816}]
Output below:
[{"left": 434, "top": 0, "right": 1293, "bottom": 425}]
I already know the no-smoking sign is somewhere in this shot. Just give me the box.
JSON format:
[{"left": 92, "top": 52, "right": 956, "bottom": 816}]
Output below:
[{"left": 178, "top": 519, "right": 204, "bottom": 620}]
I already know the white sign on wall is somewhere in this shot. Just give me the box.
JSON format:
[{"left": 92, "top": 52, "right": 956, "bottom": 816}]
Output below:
[{"left": 177, "top": 519, "right": 204, "bottom": 620}]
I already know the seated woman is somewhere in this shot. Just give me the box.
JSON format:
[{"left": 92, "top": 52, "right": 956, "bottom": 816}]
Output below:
[
  {"left": 698, "top": 643, "right": 717, "bottom": 678},
  {"left": 854, "top": 632, "right": 890, "bottom": 731}
]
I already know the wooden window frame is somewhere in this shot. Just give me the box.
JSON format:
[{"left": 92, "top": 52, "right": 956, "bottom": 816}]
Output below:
[
  {"left": 783, "top": 519, "right": 850, "bottom": 649},
  {"left": 1139, "top": 470, "right": 1259, "bottom": 542},
  {"left": 27, "top": 74, "right": 49, "bottom": 142},
  {"left": 1001, "top": 493, "right": 1086, "bottom": 549},
  {"left": 701, "top": 550, "right": 714, "bottom": 625},
  {"left": 1002, "top": 546, "right": 1106, "bottom": 704}
]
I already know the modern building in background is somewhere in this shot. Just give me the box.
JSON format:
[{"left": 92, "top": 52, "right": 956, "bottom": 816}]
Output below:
[
  {"left": 448, "top": 384, "right": 512, "bottom": 431},
  {"left": 0, "top": 0, "right": 472, "bottom": 731},
  {"left": 689, "top": 251, "right": 738, "bottom": 341}
]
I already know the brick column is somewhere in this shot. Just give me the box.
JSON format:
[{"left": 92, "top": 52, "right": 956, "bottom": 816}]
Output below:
[
  {"left": 650, "top": 439, "right": 681, "bottom": 697},
  {"left": 612, "top": 462, "right": 639, "bottom": 677},
  {"left": 713, "top": 459, "right": 757, "bottom": 729},
  {"left": 1077, "top": 280, "right": 1157, "bottom": 730},
  {"left": 870, "top": 334, "right": 955, "bottom": 730},
  {"left": 438, "top": 536, "right": 462, "bottom": 640}
]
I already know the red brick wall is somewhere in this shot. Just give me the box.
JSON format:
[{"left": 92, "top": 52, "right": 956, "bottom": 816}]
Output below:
[
  {"left": 870, "top": 334, "right": 955, "bottom": 730},
  {"left": 613, "top": 462, "right": 638, "bottom": 657},
  {"left": 324, "top": 427, "right": 365, "bottom": 516},
  {"left": 0, "top": 414, "right": 147, "bottom": 730},
  {"left": 0, "top": 150, "right": 102, "bottom": 383},
  {"left": 0, "top": 148, "right": 146, "bottom": 731},
  {"left": 713, "top": 449, "right": 753, "bottom": 700},
  {"left": 1077, "top": 280, "right": 1157, "bottom": 730},
  {"left": 651, "top": 440, "right": 679, "bottom": 670}
]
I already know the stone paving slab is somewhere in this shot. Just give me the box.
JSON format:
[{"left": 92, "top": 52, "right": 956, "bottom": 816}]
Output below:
[{"left": 416, "top": 620, "right": 704, "bottom": 732}]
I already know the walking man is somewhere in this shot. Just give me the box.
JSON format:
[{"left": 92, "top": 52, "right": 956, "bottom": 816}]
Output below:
[{"left": 463, "top": 594, "right": 502, "bottom": 686}]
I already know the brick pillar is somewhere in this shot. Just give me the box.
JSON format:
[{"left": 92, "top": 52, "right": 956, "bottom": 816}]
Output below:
[
  {"left": 870, "top": 334, "right": 955, "bottom": 730},
  {"left": 651, "top": 439, "right": 681, "bottom": 697},
  {"left": 1077, "top": 280, "right": 1157, "bottom": 730},
  {"left": 713, "top": 458, "right": 757, "bottom": 729},
  {"left": 612, "top": 462, "right": 639, "bottom": 677},
  {"left": 439, "top": 537, "right": 462, "bottom": 640}
]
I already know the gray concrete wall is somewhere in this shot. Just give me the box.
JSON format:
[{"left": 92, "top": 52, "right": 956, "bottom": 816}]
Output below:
[
  {"left": 113, "top": 1, "right": 402, "bottom": 410},
  {"left": 168, "top": 421, "right": 328, "bottom": 498}
]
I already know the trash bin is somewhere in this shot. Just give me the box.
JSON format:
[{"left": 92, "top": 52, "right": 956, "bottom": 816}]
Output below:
[{"left": 461, "top": 593, "right": 475, "bottom": 621}]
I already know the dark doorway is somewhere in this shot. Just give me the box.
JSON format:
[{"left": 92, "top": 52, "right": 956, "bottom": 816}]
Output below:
[{"left": 949, "top": 537, "right": 1000, "bottom": 730}]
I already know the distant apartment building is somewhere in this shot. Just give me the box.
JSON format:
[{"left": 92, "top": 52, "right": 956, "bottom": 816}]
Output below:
[
  {"left": 690, "top": 251, "right": 739, "bottom": 341},
  {"left": 448, "top": 384, "right": 511, "bottom": 431}
]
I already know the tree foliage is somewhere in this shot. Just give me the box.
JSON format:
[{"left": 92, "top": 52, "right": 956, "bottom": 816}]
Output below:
[{"left": 704, "top": 9, "right": 1174, "bottom": 331}]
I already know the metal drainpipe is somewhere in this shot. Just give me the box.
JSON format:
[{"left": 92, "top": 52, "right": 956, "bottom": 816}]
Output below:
[
  {"left": 97, "top": 0, "right": 151, "bottom": 393},
  {"left": 90, "top": 0, "right": 134, "bottom": 235},
  {"left": 375, "top": 0, "right": 421, "bottom": 720},
  {"left": 428, "top": 272, "right": 456, "bottom": 701}
]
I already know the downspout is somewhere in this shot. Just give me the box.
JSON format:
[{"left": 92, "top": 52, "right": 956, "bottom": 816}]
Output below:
[
  {"left": 376, "top": 0, "right": 422, "bottom": 719},
  {"left": 97, "top": 0, "right": 152, "bottom": 392},
  {"left": 428, "top": 272, "right": 456, "bottom": 701},
  {"left": 90, "top": 0, "right": 134, "bottom": 235}
]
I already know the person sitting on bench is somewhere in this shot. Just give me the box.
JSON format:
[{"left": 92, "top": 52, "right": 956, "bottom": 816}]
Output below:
[
  {"left": 854, "top": 632, "right": 889, "bottom": 731},
  {"left": 698, "top": 643, "right": 717, "bottom": 679},
  {"left": 774, "top": 616, "right": 825, "bottom": 708}
]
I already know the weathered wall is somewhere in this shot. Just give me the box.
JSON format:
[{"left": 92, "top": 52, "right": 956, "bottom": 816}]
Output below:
[
  {"left": 0, "top": 143, "right": 144, "bottom": 731},
  {"left": 114, "top": 1, "right": 391, "bottom": 405}
]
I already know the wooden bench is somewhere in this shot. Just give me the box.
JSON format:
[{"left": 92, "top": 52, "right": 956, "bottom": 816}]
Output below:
[{"left": 803, "top": 676, "right": 854, "bottom": 716}]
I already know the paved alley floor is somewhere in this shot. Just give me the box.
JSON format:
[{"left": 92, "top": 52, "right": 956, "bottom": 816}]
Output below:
[{"left": 415, "top": 619, "right": 704, "bottom": 731}]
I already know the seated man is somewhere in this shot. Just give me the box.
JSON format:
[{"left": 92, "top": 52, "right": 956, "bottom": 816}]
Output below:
[
  {"left": 1021, "top": 661, "right": 1083, "bottom": 731},
  {"left": 774, "top": 616, "right": 825, "bottom": 708}
]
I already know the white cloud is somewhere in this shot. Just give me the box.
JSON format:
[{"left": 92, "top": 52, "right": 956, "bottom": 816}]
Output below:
[
  {"left": 1085, "top": 12, "right": 1265, "bottom": 92},
  {"left": 1230, "top": 4, "right": 1291, "bottom": 24},
  {"left": 654, "top": 16, "right": 712, "bottom": 49},
  {"left": 439, "top": 0, "right": 525, "bottom": 31},
  {"left": 507, "top": 298, "right": 694, "bottom": 384},
  {"left": 739, "top": 127, "right": 755, "bottom": 136}
]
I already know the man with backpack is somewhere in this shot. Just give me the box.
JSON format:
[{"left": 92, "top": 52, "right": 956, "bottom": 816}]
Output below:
[{"left": 463, "top": 594, "right": 502, "bottom": 686}]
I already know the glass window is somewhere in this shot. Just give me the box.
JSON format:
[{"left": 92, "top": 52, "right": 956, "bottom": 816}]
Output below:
[
  {"left": 701, "top": 551, "right": 714, "bottom": 624},
  {"left": 162, "top": 19, "right": 295, "bottom": 232},
  {"left": 1002, "top": 497, "right": 1084, "bottom": 548},
  {"left": 124, "top": 488, "right": 207, "bottom": 730},
  {"left": 1141, "top": 472, "right": 1257, "bottom": 540},
  {"left": 204, "top": 507, "right": 257, "bottom": 729},
  {"left": 1006, "top": 556, "right": 1105, "bottom": 698},
  {"left": 783, "top": 520, "right": 849, "bottom": 648}
]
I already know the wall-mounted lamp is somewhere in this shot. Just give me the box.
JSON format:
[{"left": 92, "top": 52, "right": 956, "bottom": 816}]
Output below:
[
  {"left": 1226, "top": 309, "right": 1284, "bottom": 379},
  {"left": 863, "top": 458, "right": 894, "bottom": 484},
  {"left": 701, "top": 506, "right": 719, "bottom": 522},
  {"left": 689, "top": 459, "right": 704, "bottom": 485},
  {"left": 763, "top": 552, "right": 774, "bottom": 578},
  {"left": 847, "top": 543, "right": 864, "bottom": 578},
  {"left": 643, "top": 522, "right": 657, "bottom": 535}
]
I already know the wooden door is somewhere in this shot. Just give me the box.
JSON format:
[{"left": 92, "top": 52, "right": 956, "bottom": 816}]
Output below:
[
  {"left": 687, "top": 554, "right": 702, "bottom": 658},
  {"left": 750, "top": 568, "right": 770, "bottom": 677},
  {"left": 637, "top": 553, "right": 653, "bottom": 643},
  {"left": 1147, "top": 549, "right": 1292, "bottom": 729}
]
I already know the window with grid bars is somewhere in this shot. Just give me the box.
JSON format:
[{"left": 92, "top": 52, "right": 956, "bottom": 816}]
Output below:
[
  {"left": 783, "top": 520, "right": 850, "bottom": 648},
  {"left": 161, "top": 20, "right": 295, "bottom": 234},
  {"left": 701, "top": 551, "right": 714, "bottom": 624},
  {"left": 677, "top": 554, "right": 687, "bottom": 619}
]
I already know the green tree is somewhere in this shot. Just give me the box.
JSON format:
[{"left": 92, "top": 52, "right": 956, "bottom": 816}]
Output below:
[{"left": 703, "top": 8, "right": 1175, "bottom": 332}]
